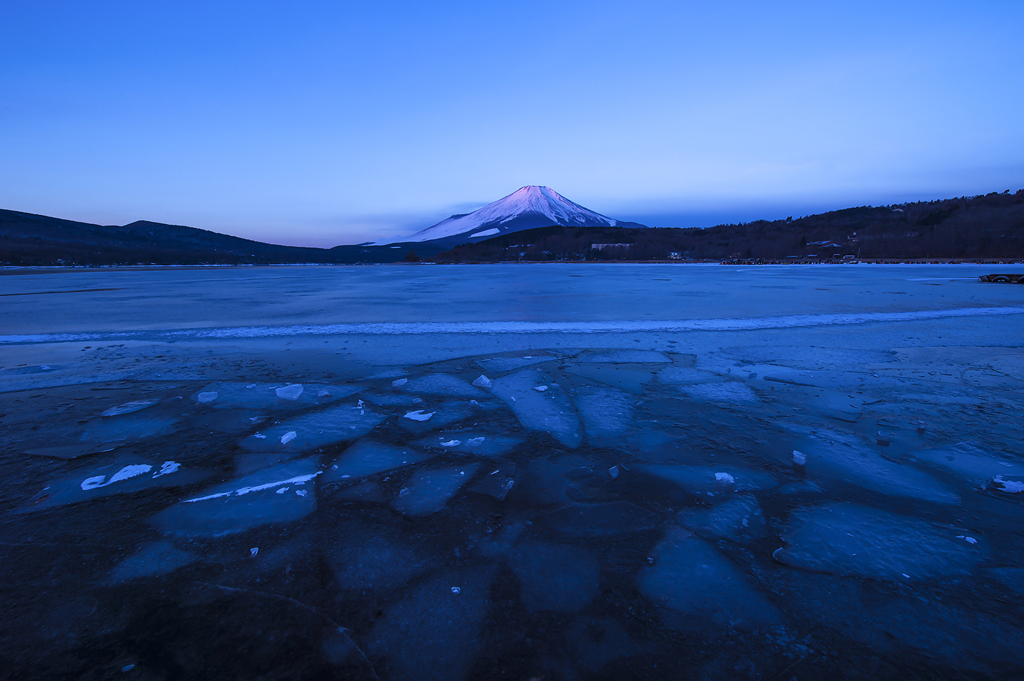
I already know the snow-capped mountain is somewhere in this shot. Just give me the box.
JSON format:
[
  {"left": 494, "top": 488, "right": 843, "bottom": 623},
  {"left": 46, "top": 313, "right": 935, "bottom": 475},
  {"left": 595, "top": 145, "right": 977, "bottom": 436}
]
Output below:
[{"left": 376, "top": 186, "right": 645, "bottom": 245}]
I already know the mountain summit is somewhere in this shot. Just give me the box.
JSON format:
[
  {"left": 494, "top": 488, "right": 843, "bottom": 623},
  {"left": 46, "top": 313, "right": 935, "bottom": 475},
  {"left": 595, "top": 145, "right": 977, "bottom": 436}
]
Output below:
[{"left": 378, "top": 186, "right": 645, "bottom": 245}]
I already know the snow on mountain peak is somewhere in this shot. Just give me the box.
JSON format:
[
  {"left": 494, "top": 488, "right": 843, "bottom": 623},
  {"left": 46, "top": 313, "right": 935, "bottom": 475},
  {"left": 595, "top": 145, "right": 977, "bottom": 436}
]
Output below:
[{"left": 376, "top": 186, "right": 621, "bottom": 244}]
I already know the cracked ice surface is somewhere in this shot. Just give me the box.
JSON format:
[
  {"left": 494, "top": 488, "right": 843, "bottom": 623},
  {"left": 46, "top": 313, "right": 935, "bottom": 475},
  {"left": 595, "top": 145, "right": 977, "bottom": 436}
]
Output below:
[{"left": 7, "top": 265, "right": 1024, "bottom": 679}]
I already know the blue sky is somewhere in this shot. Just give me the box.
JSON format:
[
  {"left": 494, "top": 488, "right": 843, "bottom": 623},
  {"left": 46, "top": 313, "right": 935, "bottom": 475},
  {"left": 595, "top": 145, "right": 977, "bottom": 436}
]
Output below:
[{"left": 2, "top": 1, "right": 1022, "bottom": 247}]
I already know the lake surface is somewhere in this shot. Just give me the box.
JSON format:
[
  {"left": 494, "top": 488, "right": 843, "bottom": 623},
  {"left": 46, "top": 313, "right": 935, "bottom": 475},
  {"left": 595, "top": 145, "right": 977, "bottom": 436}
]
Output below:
[{"left": 2, "top": 264, "right": 1024, "bottom": 680}]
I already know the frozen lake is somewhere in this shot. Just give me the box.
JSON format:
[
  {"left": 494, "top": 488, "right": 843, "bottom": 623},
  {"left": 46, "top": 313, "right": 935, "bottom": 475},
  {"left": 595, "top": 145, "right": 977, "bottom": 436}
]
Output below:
[{"left": 2, "top": 263, "right": 1024, "bottom": 679}]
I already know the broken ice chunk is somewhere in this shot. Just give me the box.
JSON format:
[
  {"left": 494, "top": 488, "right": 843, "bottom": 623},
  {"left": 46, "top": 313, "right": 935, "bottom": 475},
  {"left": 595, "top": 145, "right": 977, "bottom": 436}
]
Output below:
[
  {"left": 774, "top": 502, "right": 985, "bottom": 581},
  {"left": 322, "top": 440, "right": 433, "bottom": 482},
  {"left": 637, "top": 528, "right": 780, "bottom": 630},
  {"left": 472, "top": 375, "right": 493, "bottom": 389},
  {"left": 490, "top": 369, "right": 582, "bottom": 448},
  {"left": 534, "top": 385, "right": 548, "bottom": 392},
  {"left": 152, "top": 457, "right": 320, "bottom": 537},
  {"left": 198, "top": 392, "right": 218, "bottom": 404},
  {"left": 101, "top": 399, "right": 159, "bottom": 417},
  {"left": 239, "top": 404, "right": 384, "bottom": 454},
  {"left": 326, "top": 520, "right": 436, "bottom": 590},
  {"left": 392, "top": 464, "right": 480, "bottom": 516},
  {"left": 275, "top": 384, "right": 303, "bottom": 401},
  {"left": 792, "top": 450, "right": 807, "bottom": 466},
  {"left": 392, "top": 378, "right": 408, "bottom": 387},
  {"left": 404, "top": 410, "right": 435, "bottom": 422},
  {"left": 876, "top": 431, "right": 892, "bottom": 446}
]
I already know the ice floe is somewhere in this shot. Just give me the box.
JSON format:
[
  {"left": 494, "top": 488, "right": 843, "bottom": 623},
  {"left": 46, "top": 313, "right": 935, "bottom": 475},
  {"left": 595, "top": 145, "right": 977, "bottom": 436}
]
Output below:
[
  {"left": 322, "top": 440, "right": 432, "bottom": 482},
  {"left": 238, "top": 403, "right": 384, "bottom": 453},
  {"left": 678, "top": 494, "right": 766, "bottom": 543},
  {"left": 574, "top": 384, "right": 634, "bottom": 445},
  {"left": 542, "top": 501, "right": 658, "bottom": 537},
  {"left": 101, "top": 399, "right": 159, "bottom": 417},
  {"left": 637, "top": 464, "right": 777, "bottom": 495},
  {"left": 679, "top": 381, "right": 759, "bottom": 403},
  {"left": 794, "top": 431, "right": 959, "bottom": 504},
  {"left": 475, "top": 355, "right": 554, "bottom": 373},
  {"left": 910, "top": 442, "right": 1024, "bottom": 486},
  {"left": 471, "top": 375, "right": 492, "bottom": 388},
  {"left": 109, "top": 540, "right": 198, "bottom": 582},
  {"left": 79, "top": 415, "right": 178, "bottom": 443},
  {"left": 25, "top": 458, "right": 209, "bottom": 510},
  {"left": 412, "top": 431, "right": 523, "bottom": 458},
  {"left": 397, "top": 402, "right": 473, "bottom": 434},
  {"left": 509, "top": 540, "right": 599, "bottom": 613},
  {"left": 576, "top": 349, "right": 670, "bottom": 363},
  {"left": 655, "top": 366, "right": 723, "bottom": 385},
  {"left": 637, "top": 527, "right": 781, "bottom": 629},
  {"left": 564, "top": 363, "right": 653, "bottom": 394},
  {"left": 152, "top": 457, "right": 320, "bottom": 537},
  {"left": 191, "top": 382, "right": 359, "bottom": 410},
  {"left": 393, "top": 464, "right": 480, "bottom": 516},
  {"left": 395, "top": 373, "right": 482, "bottom": 397},
  {"left": 366, "top": 567, "right": 494, "bottom": 681},
  {"left": 326, "top": 521, "right": 436, "bottom": 591},
  {"left": 467, "top": 463, "right": 516, "bottom": 500},
  {"left": 774, "top": 502, "right": 985, "bottom": 581},
  {"left": 490, "top": 369, "right": 582, "bottom": 448}
]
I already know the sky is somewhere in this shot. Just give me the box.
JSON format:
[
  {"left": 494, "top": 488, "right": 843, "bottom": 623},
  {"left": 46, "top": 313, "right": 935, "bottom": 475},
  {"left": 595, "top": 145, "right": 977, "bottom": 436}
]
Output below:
[{"left": 2, "top": 1, "right": 1023, "bottom": 247}]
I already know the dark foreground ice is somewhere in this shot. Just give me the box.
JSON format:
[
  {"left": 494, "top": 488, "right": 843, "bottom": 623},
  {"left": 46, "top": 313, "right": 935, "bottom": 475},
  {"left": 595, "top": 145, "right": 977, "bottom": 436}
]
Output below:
[{"left": 2, "top": 263, "right": 1024, "bottom": 680}]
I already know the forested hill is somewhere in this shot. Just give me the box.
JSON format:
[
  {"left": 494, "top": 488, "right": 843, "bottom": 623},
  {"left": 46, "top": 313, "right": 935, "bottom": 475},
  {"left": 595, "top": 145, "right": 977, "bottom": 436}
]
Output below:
[
  {"left": 0, "top": 209, "right": 444, "bottom": 266},
  {"left": 434, "top": 190, "right": 1024, "bottom": 262}
]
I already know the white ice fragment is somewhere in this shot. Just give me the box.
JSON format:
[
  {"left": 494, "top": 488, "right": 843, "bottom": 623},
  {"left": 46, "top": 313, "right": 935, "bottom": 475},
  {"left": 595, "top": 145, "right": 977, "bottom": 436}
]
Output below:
[
  {"left": 392, "top": 378, "right": 408, "bottom": 387},
  {"left": 254, "top": 433, "right": 267, "bottom": 439},
  {"left": 511, "top": 396, "right": 516, "bottom": 402},
  {"left": 249, "top": 417, "right": 261, "bottom": 423},
  {"left": 280, "top": 431, "right": 297, "bottom": 444},
  {"left": 467, "top": 437, "right": 485, "bottom": 446},
  {"left": 246, "top": 384, "right": 256, "bottom": 389},
  {"left": 451, "top": 586, "right": 461, "bottom": 594},
  {"left": 80, "top": 464, "right": 153, "bottom": 490},
  {"left": 318, "top": 389, "right": 332, "bottom": 397},
  {"left": 534, "top": 385, "right": 548, "bottom": 392},
  {"left": 993, "top": 475, "right": 1024, "bottom": 493},
  {"left": 903, "top": 573, "right": 911, "bottom": 578},
  {"left": 472, "top": 375, "right": 493, "bottom": 389},
  {"left": 101, "top": 399, "right": 158, "bottom": 417},
  {"left": 152, "top": 461, "right": 180, "bottom": 478},
  {"left": 398, "top": 487, "right": 410, "bottom": 497},
  {"left": 412, "top": 397, "right": 423, "bottom": 403},
  {"left": 276, "top": 487, "right": 288, "bottom": 494},
  {"left": 250, "top": 547, "right": 258, "bottom": 557},
  {"left": 793, "top": 450, "right": 807, "bottom": 466},
  {"left": 609, "top": 466, "right": 620, "bottom": 479},
  {"left": 440, "top": 439, "right": 462, "bottom": 447},
  {"left": 715, "top": 472, "right": 735, "bottom": 484},
  {"left": 357, "top": 399, "right": 365, "bottom": 408},
  {"left": 296, "top": 489, "right": 307, "bottom": 497},
  {"left": 197, "top": 392, "right": 218, "bottom": 404},
  {"left": 276, "top": 384, "right": 303, "bottom": 401},
  {"left": 183, "top": 470, "right": 321, "bottom": 502},
  {"left": 404, "top": 410, "right": 434, "bottom": 422},
  {"left": 956, "top": 535, "right": 978, "bottom": 544}
]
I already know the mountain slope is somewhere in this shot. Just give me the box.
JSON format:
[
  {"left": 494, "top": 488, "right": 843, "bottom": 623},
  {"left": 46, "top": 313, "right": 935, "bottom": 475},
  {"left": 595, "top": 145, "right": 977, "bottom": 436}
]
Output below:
[{"left": 376, "top": 186, "right": 645, "bottom": 245}]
